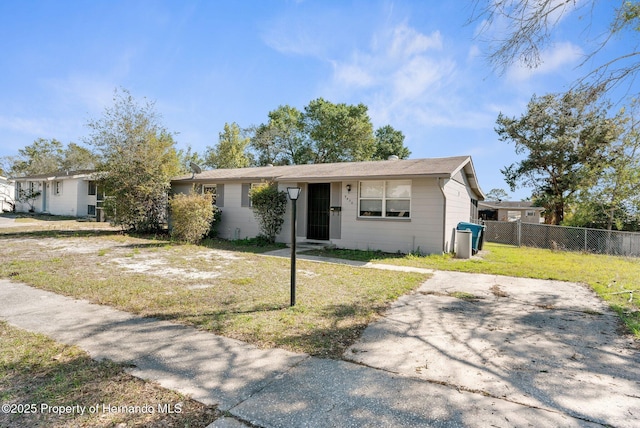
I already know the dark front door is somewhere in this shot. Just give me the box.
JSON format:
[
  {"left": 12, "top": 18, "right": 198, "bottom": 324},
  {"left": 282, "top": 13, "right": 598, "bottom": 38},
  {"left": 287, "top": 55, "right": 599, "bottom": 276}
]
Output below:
[{"left": 307, "top": 183, "right": 330, "bottom": 240}]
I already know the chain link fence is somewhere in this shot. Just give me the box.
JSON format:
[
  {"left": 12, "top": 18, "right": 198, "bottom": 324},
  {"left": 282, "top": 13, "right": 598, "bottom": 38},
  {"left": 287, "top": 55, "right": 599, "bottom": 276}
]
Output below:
[{"left": 483, "top": 220, "right": 640, "bottom": 257}]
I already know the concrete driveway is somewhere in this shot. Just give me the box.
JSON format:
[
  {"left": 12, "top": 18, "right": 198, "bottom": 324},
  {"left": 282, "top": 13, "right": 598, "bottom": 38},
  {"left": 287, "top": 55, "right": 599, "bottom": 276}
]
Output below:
[{"left": 345, "top": 271, "right": 640, "bottom": 427}]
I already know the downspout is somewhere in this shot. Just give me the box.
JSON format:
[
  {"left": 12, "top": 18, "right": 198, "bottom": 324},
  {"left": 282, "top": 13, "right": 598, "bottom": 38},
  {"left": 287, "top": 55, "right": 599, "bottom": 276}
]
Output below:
[{"left": 437, "top": 177, "right": 447, "bottom": 253}]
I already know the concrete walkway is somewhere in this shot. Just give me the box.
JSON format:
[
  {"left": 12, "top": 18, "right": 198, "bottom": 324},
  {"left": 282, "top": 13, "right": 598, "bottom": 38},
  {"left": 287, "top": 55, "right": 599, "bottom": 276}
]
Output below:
[{"left": 2, "top": 274, "right": 634, "bottom": 427}]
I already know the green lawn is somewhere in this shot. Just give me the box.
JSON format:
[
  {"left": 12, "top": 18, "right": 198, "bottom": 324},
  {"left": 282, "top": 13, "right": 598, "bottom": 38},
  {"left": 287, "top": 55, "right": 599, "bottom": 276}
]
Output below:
[
  {"left": 306, "top": 242, "right": 640, "bottom": 336},
  {"left": 0, "top": 233, "right": 427, "bottom": 358}
]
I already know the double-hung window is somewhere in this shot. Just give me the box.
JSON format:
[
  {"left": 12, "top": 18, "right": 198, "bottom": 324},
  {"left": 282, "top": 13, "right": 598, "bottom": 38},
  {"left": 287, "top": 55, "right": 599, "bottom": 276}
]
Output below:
[
  {"left": 203, "top": 184, "right": 217, "bottom": 204},
  {"left": 359, "top": 180, "right": 411, "bottom": 218}
]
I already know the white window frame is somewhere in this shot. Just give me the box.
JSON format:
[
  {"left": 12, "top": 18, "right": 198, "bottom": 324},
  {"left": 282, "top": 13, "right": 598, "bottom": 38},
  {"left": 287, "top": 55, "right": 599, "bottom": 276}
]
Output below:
[
  {"left": 249, "top": 182, "right": 267, "bottom": 207},
  {"left": 358, "top": 180, "right": 411, "bottom": 218},
  {"left": 202, "top": 184, "right": 217, "bottom": 204},
  {"left": 54, "top": 181, "right": 62, "bottom": 196}
]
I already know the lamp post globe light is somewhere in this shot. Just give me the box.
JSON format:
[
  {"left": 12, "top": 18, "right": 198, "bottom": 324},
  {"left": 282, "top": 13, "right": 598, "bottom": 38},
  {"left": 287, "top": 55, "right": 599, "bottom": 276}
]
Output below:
[{"left": 287, "top": 187, "right": 301, "bottom": 307}]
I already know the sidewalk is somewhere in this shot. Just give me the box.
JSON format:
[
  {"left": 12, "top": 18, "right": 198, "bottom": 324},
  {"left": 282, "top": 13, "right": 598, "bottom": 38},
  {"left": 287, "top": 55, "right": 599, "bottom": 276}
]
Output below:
[{"left": 0, "top": 279, "right": 605, "bottom": 427}]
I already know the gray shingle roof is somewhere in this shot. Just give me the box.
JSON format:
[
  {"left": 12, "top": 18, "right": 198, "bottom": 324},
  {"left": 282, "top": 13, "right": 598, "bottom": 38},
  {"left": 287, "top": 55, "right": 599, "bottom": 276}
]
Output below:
[{"left": 174, "top": 156, "right": 473, "bottom": 182}]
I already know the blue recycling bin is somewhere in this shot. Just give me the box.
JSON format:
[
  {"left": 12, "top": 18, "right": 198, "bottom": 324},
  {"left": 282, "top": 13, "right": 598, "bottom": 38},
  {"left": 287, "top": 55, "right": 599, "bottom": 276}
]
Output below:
[{"left": 456, "top": 222, "right": 485, "bottom": 253}]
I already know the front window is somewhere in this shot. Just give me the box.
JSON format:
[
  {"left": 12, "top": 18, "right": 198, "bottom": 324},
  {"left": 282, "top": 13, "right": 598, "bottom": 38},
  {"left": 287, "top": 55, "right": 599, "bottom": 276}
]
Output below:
[
  {"left": 54, "top": 181, "right": 62, "bottom": 195},
  {"left": 87, "top": 205, "right": 96, "bottom": 216},
  {"left": 359, "top": 180, "right": 411, "bottom": 218},
  {"left": 88, "top": 181, "right": 97, "bottom": 196},
  {"left": 203, "top": 184, "right": 217, "bottom": 204}
]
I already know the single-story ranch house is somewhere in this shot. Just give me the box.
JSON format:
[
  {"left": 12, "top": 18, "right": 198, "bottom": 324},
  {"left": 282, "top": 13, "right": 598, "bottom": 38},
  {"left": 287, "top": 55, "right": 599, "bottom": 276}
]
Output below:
[
  {"left": 11, "top": 170, "right": 105, "bottom": 219},
  {"left": 171, "top": 156, "right": 485, "bottom": 254}
]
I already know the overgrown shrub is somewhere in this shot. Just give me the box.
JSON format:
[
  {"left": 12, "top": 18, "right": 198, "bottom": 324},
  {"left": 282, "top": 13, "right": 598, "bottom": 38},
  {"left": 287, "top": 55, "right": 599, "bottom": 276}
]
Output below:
[
  {"left": 249, "top": 183, "right": 288, "bottom": 243},
  {"left": 207, "top": 205, "right": 222, "bottom": 238},
  {"left": 169, "top": 192, "right": 215, "bottom": 243}
]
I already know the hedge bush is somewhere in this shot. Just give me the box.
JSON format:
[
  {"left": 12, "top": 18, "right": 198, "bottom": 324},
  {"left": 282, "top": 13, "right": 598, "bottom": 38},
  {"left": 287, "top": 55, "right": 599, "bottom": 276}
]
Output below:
[
  {"left": 249, "top": 183, "right": 288, "bottom": 243},
  {"left": 169, "top": 192, "right": 215, "bottom": 243}
]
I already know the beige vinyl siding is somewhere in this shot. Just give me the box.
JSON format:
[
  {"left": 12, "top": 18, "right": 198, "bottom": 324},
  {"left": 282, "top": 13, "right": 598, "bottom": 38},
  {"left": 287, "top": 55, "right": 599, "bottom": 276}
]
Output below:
[
  {"left": 171, "top": 182, "right": 257, "bottom": 239},
  {"left": 442, "top": 175, "right": 473, "bottom": 253},
  {"left": 333, "top": 178, "right": 444, "bottom": 254},
  {"left": 215, "top": 183, "right": 260, "bottom": 240}
]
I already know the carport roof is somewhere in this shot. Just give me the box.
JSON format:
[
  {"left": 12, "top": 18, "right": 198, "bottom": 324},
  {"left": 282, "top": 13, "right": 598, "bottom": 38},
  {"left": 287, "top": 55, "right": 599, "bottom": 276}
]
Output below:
[{"left": 10, "top": 170, "right": 96, "bottom": 181}]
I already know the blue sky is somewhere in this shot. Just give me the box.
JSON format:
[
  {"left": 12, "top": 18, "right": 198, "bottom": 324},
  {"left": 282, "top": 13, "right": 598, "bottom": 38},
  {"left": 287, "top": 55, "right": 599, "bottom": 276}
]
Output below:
[{"left": 0, "top": 0, "right": 630, "bottom": 199}]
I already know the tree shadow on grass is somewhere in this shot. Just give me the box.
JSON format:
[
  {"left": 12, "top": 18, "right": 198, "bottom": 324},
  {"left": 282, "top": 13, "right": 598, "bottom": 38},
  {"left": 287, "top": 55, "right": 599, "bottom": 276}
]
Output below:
[
  {"left": 0, "top": 329, "right": 219, "bottom": 428},
  {"left": 145, "top": 302, "right": 375, "bottom": 358},
  {"left": 0, "top": 228, "right": 122, "bottom": 240}
]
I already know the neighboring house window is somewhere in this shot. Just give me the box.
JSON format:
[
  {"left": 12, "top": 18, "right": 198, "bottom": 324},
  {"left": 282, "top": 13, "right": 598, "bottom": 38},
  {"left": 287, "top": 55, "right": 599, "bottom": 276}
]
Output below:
[
  {"left": 87, "top": 205, "right": 96, "bottom": 216},
  {"left": 29, "top": 181, "right": 36, "bottom": 193},
  {"left": 16, "top": 182, "right": 22, "bottom": 194},
  {"left": 88, "top": 181, "right": 97, "bottom": 196},
  {"left": 359, "top": 180, "right": 411, "bottom": 218},
  {"left": 54, "top": 181, "right": 62, "bottom": 195},
  {"left": 526, "top": 211, "right": 535, "bottom": 217}
]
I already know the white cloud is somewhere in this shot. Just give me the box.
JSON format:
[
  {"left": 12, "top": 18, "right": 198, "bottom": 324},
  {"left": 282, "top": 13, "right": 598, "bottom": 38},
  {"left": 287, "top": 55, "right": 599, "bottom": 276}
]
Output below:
[
  {"left": 42, "top": 74, "right": 116, "bottom": 114},
  {"left": 331, "top": 61, "right": 376, "bottom": 87},
  {"left": 392, "top": 56, "right": 455, "bottom": 101},
  {"left": 323, "top": 21, "right": 465, "bottom": 130},
  {"left": 389, "top": 24, "right": 442, "bottom": 58},
  {"left": 0, "top": 116, "right": 56, "bottom": 136}
]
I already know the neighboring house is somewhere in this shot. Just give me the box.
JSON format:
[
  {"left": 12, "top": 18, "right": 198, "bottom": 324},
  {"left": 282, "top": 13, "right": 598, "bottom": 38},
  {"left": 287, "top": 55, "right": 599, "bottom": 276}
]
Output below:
[
  {"left": 171, "top": 156, "right": 485, "bottom": 254},
  {"left": 0, "top": 176, "right": 15, "bottom": 212},
  {"left": 12, "top": 170, "right": 105, "bottom": 219},
  {"left": 479, "top": 200, "right": 544, "bottom": 223}
]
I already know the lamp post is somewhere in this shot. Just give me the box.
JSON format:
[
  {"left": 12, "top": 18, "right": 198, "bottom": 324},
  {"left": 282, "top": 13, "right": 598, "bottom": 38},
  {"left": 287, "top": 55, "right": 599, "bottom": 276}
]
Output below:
[{"left": 287, "top": 187, "right": 301, "bottom": 307}]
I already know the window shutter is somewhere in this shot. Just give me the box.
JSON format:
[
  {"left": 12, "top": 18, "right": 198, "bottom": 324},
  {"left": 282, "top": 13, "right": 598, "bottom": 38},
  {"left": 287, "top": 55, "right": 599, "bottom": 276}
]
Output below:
[
  {"left": 241, "top": 183, "right": 251, "bottom": 207},
  {"left": 216, "top": 184, "right": 224, "bottom": 207}
]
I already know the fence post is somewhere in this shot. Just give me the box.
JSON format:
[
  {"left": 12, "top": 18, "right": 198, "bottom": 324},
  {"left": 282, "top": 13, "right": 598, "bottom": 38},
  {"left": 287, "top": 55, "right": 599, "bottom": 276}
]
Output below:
[
  {"left": 584, "top": 228, "right": 587, "bottom": 252},
  {"left": 517, "top": 220, "right": 522, "bottom": 247}
]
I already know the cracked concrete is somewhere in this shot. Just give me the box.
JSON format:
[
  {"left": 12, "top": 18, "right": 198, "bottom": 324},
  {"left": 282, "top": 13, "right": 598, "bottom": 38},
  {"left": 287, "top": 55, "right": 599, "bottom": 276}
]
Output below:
[{"left": 344, "top": 270, "right": 640, "bottom": 427}]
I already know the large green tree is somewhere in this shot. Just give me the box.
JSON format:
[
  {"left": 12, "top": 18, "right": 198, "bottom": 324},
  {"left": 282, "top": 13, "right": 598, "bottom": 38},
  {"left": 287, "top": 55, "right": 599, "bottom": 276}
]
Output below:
[
  {"left": 1, "top": 139, "right": 96, "bottom": 177},
  {"left": 250, "top": 100, "right": 410, "bottom": 166},
  {"left": 302, "top": 98, "right": 376, "bottom": 163},
  {"left": 570, "top": 102, "right": 640, "bottom": 230},
  {"left": 4, "top": 138, "right": 62, "bottom": 176},
  {"left": 59, "top": 142, "right": 97, "bottom": 171},
  {"left": 250, "top": 105, "right": 311, "bottom": 165},
  {"left": 497, "top": 89, "right": 619, "bottom": 224},
  {"left": 204, "top": 122, "right": 253, "bottom": 169},
  {"left": 485, "top": 188, "right": 510, "bottom": 201},
  {"left": 85, "top": 88, "right": 181, "bottom": 232},
  {"left": 372, "top": 125, "right": 411, "bottom": 160}
]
